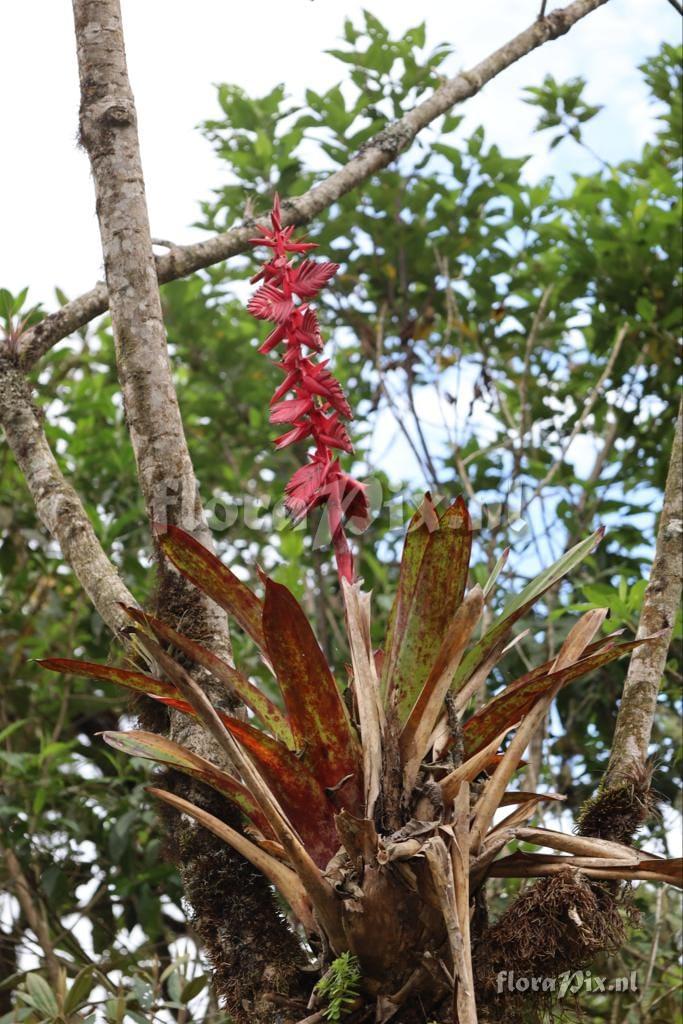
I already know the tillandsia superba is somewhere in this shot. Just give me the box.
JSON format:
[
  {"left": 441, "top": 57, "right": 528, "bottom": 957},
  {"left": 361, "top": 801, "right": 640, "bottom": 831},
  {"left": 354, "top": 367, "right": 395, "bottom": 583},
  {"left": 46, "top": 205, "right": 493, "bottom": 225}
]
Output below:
[{"left": 40, "top": 197, "right": 682, "bottom": 1024}]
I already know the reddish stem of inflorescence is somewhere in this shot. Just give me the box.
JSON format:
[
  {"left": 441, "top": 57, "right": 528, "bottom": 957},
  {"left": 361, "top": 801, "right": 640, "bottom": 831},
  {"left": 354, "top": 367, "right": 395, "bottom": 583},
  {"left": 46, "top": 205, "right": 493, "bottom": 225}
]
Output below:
[{"left": 247, "top": 195, "right": 368, "bottom": 583}]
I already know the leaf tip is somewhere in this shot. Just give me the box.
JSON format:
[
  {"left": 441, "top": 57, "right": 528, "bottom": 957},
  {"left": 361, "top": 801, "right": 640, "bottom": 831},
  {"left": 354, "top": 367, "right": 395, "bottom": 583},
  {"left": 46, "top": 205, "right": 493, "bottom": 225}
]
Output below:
[{"left": 418, "top": 491, "right": 439, "bottom": 533}]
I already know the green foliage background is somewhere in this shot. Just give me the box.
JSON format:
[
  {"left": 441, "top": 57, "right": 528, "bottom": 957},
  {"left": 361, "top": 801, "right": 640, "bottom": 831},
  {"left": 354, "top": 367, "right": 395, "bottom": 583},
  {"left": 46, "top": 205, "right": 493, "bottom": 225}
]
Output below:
[{"left": 0, "top": 16, "right": 680, "bottom": 1023}]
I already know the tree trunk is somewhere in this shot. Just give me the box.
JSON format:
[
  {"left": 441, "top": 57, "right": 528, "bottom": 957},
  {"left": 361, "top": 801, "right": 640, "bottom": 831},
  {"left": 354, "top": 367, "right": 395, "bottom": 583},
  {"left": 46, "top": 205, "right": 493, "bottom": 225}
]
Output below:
[{"left": 70, "top": 4, "right": 304, "bottom": 1016}]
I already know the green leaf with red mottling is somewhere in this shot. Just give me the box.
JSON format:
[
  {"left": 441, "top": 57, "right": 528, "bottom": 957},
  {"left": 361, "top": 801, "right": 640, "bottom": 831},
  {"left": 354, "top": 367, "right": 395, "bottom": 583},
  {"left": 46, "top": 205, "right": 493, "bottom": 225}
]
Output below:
[
  {"left": 38, "top": 658, "right": 177, "bottom": 700},
  {"left": 382, "top": 496, "right": 472, "bottom": 722},
  {"left": 452, "top": 527, "right": 604, "bottom": 695},
  {"left": 262, "top": 577, "right": 363, "bottom": 815},
  {"left": 463, "top": 636, "right": 652, "bottom": 758},
  {"left": 156, "top": 524, "right": 265, "bottom": 650},
  {"left": 101, "top": 730, "right": 273, "bottom": 837},
  {"left": 219, "top": 715, "right": 341, "bottom": 868},
  {"left": 120, "top": 606, "right": 292, "bottom": 746},
  {"left": 380, "top": 496, "right": 434, "bottom": 703}
]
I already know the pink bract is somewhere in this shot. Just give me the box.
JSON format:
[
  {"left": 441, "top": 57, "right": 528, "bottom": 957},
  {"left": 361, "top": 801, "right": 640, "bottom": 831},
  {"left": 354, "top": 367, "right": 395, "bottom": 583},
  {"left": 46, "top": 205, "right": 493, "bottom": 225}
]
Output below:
[{"left": 248, "top": 195, "right": 369, "bottom": 581}]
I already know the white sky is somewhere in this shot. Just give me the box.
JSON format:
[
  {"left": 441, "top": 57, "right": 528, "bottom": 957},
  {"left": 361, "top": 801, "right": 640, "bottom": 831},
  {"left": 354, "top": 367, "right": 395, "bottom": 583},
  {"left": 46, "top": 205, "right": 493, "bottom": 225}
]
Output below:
[{"left": 0, "top": 0, "right": 679, "bottom": 310}]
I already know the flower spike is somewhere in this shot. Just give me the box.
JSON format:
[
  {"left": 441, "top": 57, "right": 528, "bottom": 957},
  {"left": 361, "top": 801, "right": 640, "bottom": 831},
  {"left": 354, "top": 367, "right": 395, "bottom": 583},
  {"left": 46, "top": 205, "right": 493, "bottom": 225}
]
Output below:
[{"left": 249, "top": 194, "right": 369, "bottom": 581}]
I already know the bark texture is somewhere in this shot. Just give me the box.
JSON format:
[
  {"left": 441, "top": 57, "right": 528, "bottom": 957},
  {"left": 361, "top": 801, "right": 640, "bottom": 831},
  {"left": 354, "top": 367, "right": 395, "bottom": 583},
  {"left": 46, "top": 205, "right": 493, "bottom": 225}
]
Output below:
[
  {"left": 72, "top": 0, "right": 218, "bottom": 558},
  {"left": 19, "top": 0, "right": 611, "bottom": 368},
  {"left": 605, "top": 398, "right": 683, "bottom": 786},
  {"left": 69, "top": 4, "right": 304, "bottom": 1016}
]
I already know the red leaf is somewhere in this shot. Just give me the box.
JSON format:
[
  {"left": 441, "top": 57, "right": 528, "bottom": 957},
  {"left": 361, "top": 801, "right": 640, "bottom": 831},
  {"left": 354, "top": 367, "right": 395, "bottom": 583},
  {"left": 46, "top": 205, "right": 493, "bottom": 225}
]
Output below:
[
  {"left": 301, "top": 361, "right": 352, "bottom": 418},
  {"left": 219, "top": 715, "right": 340, "bottom": 867},
  {"left": 269, "top": 397, "right": 313, "bottom": 425},
  {"left": 120, "top": 606, "right": 292, "bottom": 746},
  {"left": 379, "top": 495, "right": 437, "bottom": 706},
  {"left": 462, "top": 636, "right": 655, "bottom": 758},
  {"left": 156, "top": 690, "right": 340, "bottom": 866},
  {"left": 156, "top": 525, "right": 266, "bottom": 652},
  {"left": 283, "top": 459, "right": 331, "bottom": 519},
  {"left": 273, "top": 422, "right": 312, "bottom": 449},
  {"left": 258, "top": 323, "right": 287, "bottom": 354},
  {"left": 102, "top": 730, "right": 273, "bottom": 838},
  {"left": 262, "top": 578, "right": 364, "bottom": 815},
  {"left": 271, "top": 370, "right": 299, "bottom": 405},
  {"left": 38, "top": 658, "right": 178, "bottom": 700},
  {"left": 300, "top": 307, "right": 323, "bottom": 351},
  {"left": 313, "top": 412, "right": 353, "bottom": 453}
]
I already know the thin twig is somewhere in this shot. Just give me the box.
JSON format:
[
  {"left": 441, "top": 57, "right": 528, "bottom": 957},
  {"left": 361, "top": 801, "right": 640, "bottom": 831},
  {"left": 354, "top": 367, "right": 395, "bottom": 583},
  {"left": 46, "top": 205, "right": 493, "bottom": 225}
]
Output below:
[
  {"left": 519, "top": 284, "right": 553, "bottom": 444},
  {"left": 642, "top": 886, "right": 665, "bottom": 1000},
  {"left": 2, "top": 848, "right": 61, "bottom": 988},
  {"left": 524, "top": 321, "right": 628, "bottom": 509}
]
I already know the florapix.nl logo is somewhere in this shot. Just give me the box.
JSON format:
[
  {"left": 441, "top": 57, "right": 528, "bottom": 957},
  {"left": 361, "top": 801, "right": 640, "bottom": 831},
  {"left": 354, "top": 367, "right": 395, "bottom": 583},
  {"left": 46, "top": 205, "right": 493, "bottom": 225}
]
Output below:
[{"left": 496, "top": 970, "right": 639, "bottom": 998}]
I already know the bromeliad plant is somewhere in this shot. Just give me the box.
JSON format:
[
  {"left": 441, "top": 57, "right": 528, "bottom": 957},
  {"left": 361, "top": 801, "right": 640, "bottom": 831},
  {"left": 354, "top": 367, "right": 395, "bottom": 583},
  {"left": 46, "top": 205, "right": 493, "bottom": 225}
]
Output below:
[{"left": 40, "top": 199, "right": 682, "bottom": 1024}]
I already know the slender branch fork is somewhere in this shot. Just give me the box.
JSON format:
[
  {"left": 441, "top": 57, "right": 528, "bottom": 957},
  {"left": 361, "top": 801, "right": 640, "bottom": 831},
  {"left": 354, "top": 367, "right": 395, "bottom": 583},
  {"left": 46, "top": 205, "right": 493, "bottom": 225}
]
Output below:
[
  {"left": 522, "top": 320, "right": 628, "bottom": 512},
  {"left": 16, "top": 0, "right": 612, "bottom": 369}
]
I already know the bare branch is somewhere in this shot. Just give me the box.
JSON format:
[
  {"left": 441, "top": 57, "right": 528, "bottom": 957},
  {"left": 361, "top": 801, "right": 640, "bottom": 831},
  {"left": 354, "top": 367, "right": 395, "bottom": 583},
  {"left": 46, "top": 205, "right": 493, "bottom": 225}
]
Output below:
[
  {"left": 524, "top": 321, "right": 628, "bottom": 509},
  {"left": 18, "top": 0, "right": 612, "bottom": 369},
  {"left": 519, "top": 284, "right": 554, "bottom": 443},
  {"left": 605, "top": 398, "right": 683, "bottom": 785}
]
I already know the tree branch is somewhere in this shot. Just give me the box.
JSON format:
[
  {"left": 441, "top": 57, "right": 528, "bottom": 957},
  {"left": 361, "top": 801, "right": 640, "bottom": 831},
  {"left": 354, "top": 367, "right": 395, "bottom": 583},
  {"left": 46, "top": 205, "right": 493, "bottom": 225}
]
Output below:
[
  {"left": 2, "top": 847, "right": 62, "bottom": 990},
  {"left": 519, "top": 284, "right": 554, "bottom": 444},
  {"left": 70, "top": 0, "right": 226, "bottom": 608},
  {"left": 605, "top": 398, "right": 683, "bottom": 785},
  {"left": 18, "top": 0, "right": 612, "bottom": 369},
  {"left": 0, "top": 355, "right": 134, "bottom": 632}
]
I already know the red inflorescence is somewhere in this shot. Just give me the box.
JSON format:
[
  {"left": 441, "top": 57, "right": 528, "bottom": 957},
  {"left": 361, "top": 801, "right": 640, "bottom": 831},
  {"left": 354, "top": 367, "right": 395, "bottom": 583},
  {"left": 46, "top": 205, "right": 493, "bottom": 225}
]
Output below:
[{"left": 248, "top": 195, "right": 369, "bottom": 582}]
